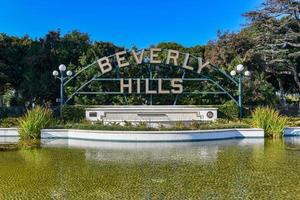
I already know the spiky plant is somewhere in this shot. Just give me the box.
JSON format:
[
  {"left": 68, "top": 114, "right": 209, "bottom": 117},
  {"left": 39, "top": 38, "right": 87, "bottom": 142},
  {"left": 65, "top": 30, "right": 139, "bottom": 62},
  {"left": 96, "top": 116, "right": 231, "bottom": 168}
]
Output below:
[{"left": 18, "top": 106, "right": 53, "bottom": 140}]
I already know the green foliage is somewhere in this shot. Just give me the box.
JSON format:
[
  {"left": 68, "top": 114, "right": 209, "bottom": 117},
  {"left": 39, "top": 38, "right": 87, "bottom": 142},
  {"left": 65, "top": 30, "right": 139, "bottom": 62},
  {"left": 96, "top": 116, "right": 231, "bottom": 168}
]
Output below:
[
  {"left": 124, "top": 121, "right": 133, "bottom": 128},
  {"left": 51, "top": 120, "right": 251, "bottom": 131},
  {"left": 173, "top": 121, "right": 186, "bottom": 130},
  {"left": 251, "top": 107, "right": 287, "bottom": 138},
  {"left": 58, "top": 122, "right": 155, "bottom": 131},
  {"left": 62, "top": 105, "right": 85, "bottom": 123},
  {"left": 287, "top": 117, "right": 300, "bottom": 127},
  {"left": 285, "top": 95, "right": 299, "bottom": 105},
  {"left": 18, "top": 106, "right": 53, "bottom": 140},
  {"left": 218, "top": 101, "right": 239, "bottom": 120},
  {"left": 190, "top": 122, "right": 250, "bottom": 130},
  {"left": 190, "top": 120, "right": 201, "bottom": 129},
  {"left": 244, "top": 72, "right": 278, "bottom": 106},
  {"left": 0, "top": 2, "right": 298, "bottom": 108},
  {"left": 136, "top": 122, "right": 148, "bottom": 129},
  {"left": 0, "top": 117, "right": 19, "bottom": 128}
]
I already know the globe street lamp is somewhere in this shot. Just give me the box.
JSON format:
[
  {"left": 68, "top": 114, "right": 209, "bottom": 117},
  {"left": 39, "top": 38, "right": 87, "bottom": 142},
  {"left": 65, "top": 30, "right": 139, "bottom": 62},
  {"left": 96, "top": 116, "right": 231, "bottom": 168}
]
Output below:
[
  {"left": 52, "top": 64, "right": 73, "bottom": 117},
  {"left": 230, "top": 64, "right": 251, "bottom": 118}
]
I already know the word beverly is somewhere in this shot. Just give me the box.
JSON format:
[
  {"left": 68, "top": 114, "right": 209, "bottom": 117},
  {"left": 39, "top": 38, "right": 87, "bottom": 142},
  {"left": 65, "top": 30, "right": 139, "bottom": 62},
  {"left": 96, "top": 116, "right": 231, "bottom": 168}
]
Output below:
[
  {"left": 97, "top": 48, "right": 210, "bottom": 94},
  {"left": 97, "top": 48, "right": 210, "bottom": 74}
]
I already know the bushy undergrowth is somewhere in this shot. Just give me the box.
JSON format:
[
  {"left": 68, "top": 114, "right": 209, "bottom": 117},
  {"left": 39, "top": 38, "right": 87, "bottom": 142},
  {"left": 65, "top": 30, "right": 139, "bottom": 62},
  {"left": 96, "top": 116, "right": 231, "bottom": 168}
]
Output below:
[
  {"left": 0, "top": 117, "right": 19, "bottom": 128},
  {"left": 62, "top": 105, "right": 85, "bottom": 123},
  {"left": 18, "top": 106, "right": 53, "bottom": 139},
  {"left": 286, "top": 117, "right": 300, "bottom": 127},
  {"left": 218, "top": 101, "right": 239, "bottom": 120},
  {"left": 251, "top": 107, "right": 287, "bottom": 138},
  {"left": 50, "top": 120, "right": 250, "bottom": 132}
]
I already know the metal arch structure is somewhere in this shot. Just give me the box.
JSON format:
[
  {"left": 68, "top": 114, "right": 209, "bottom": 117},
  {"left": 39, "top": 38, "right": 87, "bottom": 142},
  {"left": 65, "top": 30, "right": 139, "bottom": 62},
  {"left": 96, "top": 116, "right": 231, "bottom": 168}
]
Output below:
[{"left": 61, "top": 49, "right": 243, "bottom": 116}]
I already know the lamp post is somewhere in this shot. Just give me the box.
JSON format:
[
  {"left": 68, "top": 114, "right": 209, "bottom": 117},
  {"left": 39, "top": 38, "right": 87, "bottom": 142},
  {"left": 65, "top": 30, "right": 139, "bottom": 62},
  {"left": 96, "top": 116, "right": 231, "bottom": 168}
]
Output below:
[
  {"left": 143, "top": 56, "right": 153, "bottom": 105},
  {"left": 230, "top": 64, "right": 251, "bottom": 118},
  {"left": 52, "top": 64, "right": 73, "bottom": 117}
]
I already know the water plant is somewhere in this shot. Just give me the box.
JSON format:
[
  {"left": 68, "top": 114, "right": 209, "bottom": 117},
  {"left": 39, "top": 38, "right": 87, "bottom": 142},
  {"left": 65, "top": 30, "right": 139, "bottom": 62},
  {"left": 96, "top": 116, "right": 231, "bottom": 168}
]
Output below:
[
  {"left": 18, "top": 106, "right": 53, "bottom": 140},
  {"left": 251, "top": 107, "right": 287, "bottom": 138}
]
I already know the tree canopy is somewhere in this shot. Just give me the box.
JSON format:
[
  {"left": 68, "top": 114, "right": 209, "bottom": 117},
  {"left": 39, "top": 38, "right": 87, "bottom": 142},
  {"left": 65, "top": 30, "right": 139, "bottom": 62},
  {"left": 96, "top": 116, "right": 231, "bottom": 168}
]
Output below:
[{"left": 0, "top": 0, "right": 299, "bottom": 107}]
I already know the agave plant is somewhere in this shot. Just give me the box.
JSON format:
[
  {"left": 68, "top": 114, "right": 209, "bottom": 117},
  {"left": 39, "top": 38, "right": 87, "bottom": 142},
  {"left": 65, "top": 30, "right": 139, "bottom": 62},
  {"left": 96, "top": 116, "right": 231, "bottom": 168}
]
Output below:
[
  {"left": 251, "top": 107, "right": 287, "bottom": 138},
  {"left": 18, "top": 106, "right": 53, "bottom": 140}
]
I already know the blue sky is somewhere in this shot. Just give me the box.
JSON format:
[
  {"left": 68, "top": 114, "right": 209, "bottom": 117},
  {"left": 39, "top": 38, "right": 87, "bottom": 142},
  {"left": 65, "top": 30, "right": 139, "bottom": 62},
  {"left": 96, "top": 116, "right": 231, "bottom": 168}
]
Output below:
[{"left": 0, "top": 0, "right": 263, "bottom": 48}]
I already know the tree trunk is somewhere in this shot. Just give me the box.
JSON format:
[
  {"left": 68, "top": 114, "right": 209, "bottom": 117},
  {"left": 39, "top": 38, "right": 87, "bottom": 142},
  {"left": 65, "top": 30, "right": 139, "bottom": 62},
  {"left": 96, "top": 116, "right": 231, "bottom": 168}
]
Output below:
[
  {"left": 291, "top": 66, "right": 300, "bottom": 91},
  {"left": 276, "top": 77, "right": 286, "bottom": 106},
  {"left": 267, "top": 66, "right": 286, "bottom": 106},
  {"left": 0, "top": 95, "right": 3, "bottom": 107}
]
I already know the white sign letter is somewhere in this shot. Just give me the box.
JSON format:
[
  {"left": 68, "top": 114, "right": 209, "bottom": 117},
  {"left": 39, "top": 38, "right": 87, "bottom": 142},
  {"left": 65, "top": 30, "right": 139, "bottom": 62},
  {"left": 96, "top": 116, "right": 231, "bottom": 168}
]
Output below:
[
  {"left": 132, "top": 49, "right": 144, "bottom": 64},
  {"left": 136, "top": 78, "right": 141, "bottom": 94},
  {"left": 197, "top": 57, "right": 210, "bottom": 74},
  {"left": 97, "top": 57, "right": 112, "bottom": 74},
  {"left": 158, "top": 79, "right": 170, "bottom": 94},
  {"left": 167, "top": 50, "right": 179, "bottom": 66},
  {"left": 182, "top": 53, "right": 193, "bottom": 71},
  {"left": 171, "top": 79, "right": 183, "bottom": 94},
  {"left": 120, "top": 79, "right": 132, "bottom": 94},
  {"left": 116, "top": 51, "right": 130, "bottom": 68},
  {"left": 150, "top": 48, "right": 162, "bottom": 64},
  {"left": 145, "top": 79, "right": 157, "bottom": 94}
]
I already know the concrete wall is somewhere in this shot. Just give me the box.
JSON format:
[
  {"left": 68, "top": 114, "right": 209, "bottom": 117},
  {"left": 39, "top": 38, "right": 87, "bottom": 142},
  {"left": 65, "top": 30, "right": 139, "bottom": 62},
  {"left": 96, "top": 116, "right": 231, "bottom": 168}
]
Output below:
[
  {"left": 0, "top": 128, "right": 19, "bottom": 137},
  {"left": 284, "top": 127, "right": 300, "bottom": 136},
  {"left": 41, "top": 128, "right": 264, "bottom": 142},
  {"left": 85, "top": 106, "right": 218, "bottom": 123}
]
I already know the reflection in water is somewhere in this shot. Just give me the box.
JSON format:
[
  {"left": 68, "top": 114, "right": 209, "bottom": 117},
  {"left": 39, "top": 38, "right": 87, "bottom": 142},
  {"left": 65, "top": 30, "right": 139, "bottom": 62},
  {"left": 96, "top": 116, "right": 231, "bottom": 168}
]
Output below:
[
  {"left": 285, "top": 136, "right": 300, "bottom": 147},
  {"left": 0, "top": 136, "right": 19, "bottom": 143},
  {"left": 0, "top": 137, "right": 299, "bottom": 199},
  {"left": 41, "top": 138, "right": 265, "bottom": 150},
  {"left": 41, "top": 138, "right": 264, "bottom": 163}
]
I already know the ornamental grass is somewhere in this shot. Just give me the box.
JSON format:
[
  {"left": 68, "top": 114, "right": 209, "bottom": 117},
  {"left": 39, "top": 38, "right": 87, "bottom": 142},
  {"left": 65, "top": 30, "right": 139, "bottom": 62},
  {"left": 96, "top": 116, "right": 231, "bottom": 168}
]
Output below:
[
  {"left": 251, "top": 107, "right": 287, "bottom": 138},
  {"left": 18, "top": 106, "right": 53, "bottom": 140}
]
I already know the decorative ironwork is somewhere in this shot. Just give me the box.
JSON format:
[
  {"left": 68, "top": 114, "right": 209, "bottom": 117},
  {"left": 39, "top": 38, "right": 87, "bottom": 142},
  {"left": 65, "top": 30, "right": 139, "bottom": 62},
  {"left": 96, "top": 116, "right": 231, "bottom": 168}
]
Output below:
[{"left": 61, "top": 49, "right": 245, "bottom": 114}]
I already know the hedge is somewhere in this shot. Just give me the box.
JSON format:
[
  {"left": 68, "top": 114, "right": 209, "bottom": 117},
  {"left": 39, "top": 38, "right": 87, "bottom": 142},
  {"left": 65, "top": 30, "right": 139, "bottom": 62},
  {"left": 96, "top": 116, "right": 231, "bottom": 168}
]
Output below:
[
  {"left": 62, "top": 105, "right": 85, "bottom": 123},
  {"left": 217, "top": 101, "right": 239, "bottom": 120}
]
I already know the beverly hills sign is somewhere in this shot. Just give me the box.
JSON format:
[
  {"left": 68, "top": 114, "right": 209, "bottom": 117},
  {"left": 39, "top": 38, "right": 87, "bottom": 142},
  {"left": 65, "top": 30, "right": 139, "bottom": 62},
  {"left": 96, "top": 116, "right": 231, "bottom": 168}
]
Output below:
[{"left": 97, "top": 48, "right": 210, "bottom": 94}]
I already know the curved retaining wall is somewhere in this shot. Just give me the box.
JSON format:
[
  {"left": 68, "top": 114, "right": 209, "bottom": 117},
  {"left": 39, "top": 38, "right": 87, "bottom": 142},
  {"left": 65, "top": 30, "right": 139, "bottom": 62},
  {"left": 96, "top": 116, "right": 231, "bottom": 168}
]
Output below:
[
  {"left": 2, "top": 128, "right": 300, "bottom": 142},
  {"left": 41, "top": 128, "right": 264, "bottom": 142},
  {"left": 284, "top": 127, "right": 300, "bottom": 136},
  {"left": 0, "top": 128, "right": 19, "bottom": 137}
]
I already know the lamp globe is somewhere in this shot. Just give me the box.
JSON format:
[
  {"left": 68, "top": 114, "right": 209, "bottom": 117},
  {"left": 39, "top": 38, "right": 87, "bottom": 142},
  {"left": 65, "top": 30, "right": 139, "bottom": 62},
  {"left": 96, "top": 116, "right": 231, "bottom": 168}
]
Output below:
[{"left": 59, "top": 64, "right": 66, "bottom": 71}]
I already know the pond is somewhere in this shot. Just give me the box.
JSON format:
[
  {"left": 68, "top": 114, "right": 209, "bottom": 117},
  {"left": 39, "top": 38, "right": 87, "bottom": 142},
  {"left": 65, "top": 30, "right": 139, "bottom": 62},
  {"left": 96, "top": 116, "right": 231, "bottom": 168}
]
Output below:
[{"left": 0, "top": 137, "right": 300, "bottom": 199}]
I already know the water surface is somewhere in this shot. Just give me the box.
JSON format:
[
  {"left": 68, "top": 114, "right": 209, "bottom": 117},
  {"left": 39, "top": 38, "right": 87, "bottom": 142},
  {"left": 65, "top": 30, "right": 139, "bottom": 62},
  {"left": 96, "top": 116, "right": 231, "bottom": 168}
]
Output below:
[{"left": 0, "top": 138, "right": 300, "bottom": 199}]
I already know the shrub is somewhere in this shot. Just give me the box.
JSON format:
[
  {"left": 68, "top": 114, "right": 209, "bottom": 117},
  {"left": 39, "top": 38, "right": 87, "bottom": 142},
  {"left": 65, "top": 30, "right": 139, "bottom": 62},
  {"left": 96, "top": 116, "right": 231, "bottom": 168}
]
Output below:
[
  {"left": 0, "top": 117, "right": 19, "bottom": 128},
  {"left": 173, "top": 121, "right": 186, "bottom": 130},
  {"left": 136, "top": 122, "right": 147, "bottom": 129},
  {"left": 62, "top": 105, "right": 85, "bottom": 123},
  {"left": 51, "top": 120, "right": 251, "bottom": 131},
  {"left": 18, "top": 106, "right": 53, "bottom": 140},
  {"left": 218, "top": 101, "right": 239, "bottom": 120},
  {"left": 251, "top": 107, "right": 287, "bottom": 138},
  {"left": 124, "top": 121, "right": 133, "bottom": 128},
  {"left": 287, "top": 117, "right": 300, "bottom": 127},
  {"left": 190, "top": 120, "right": 201, "bottom": 129}
]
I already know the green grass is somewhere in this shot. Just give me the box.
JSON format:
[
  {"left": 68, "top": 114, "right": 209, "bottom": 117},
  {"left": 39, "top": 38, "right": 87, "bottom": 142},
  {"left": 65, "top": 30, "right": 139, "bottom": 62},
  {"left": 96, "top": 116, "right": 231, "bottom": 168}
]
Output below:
[
  {"left": 50, "top": 120, "right": 251, "bottom": 132},
  {"left": 251, "top": 107, "right": 287, "bottom": 138},
  {"left": 18, "top": 106, "right": 53, "bottom": 140}
]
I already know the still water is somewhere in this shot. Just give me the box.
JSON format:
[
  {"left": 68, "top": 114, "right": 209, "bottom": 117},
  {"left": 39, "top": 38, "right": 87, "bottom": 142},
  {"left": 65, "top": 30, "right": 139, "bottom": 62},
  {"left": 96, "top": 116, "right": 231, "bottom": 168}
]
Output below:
[{"left": 0, "top": 137, "right": 300, "bottom": 199}]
